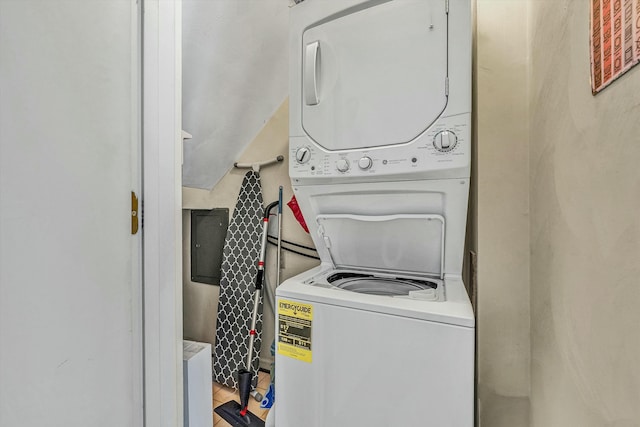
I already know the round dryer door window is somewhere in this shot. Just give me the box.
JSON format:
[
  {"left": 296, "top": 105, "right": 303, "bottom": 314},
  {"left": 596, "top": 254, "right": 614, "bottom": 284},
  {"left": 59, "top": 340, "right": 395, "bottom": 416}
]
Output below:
[{"left": 301, "top": 0, "right": 449, "bottom": 152}]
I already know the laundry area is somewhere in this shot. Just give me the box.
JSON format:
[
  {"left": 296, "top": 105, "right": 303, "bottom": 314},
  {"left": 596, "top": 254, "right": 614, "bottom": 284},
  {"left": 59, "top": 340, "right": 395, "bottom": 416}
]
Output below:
[
  {"left": 181, "top": 0, "right": 473, "bottom": 425},
  {"left": 1, "top": 0, "right": 640, "bottom": 427},
  {"left": 177, "top": 0, "right": 640, "bottom": 426}
]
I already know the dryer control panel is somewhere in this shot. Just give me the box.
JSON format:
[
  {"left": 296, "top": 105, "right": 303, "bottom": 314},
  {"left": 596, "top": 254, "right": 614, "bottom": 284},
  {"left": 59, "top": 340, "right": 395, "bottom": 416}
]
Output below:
[{"left": 290, "top": 114, "right": 470, "bottom": 181}]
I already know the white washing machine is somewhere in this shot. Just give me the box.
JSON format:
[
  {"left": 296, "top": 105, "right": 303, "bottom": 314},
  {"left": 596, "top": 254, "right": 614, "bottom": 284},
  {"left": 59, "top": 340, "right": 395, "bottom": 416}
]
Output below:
[{"left": 276, "top": 0, "right": 473, "bottom": 425}]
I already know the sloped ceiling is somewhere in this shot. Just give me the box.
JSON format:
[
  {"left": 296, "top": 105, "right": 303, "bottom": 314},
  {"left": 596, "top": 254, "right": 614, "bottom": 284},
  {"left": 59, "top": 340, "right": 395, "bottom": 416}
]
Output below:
[{"left": 182, "top": 0, "right": 290, "bottom": 189}]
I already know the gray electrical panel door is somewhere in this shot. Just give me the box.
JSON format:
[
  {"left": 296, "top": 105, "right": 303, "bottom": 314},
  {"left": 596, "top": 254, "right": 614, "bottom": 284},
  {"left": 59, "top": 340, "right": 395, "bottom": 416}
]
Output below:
[{"left": 191, "top": 209, "right": 229, "bottom": 285}]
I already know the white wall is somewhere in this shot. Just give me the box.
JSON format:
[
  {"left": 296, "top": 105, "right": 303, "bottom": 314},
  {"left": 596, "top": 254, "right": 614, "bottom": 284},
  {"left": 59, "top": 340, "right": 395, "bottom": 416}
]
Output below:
[
  {"left": 182, "top": 100, "right": 319, "bottom": 369},
  {"left": 475, "top": 1, "right": 531, "bottom": 425},
  {"left": 182, "top": 0, "right": 290, "bottom": 190},
  {"left": 529, "top": 1, "right": 640, "bottom": 425}
]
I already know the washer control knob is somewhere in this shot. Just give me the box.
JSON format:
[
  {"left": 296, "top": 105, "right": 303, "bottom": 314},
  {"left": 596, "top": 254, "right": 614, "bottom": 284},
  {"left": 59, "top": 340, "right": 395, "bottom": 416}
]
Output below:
[
  {"left": 433, "top": 130, "right": 458, "bottom": 152},
  {"left": 336, "top": 158, "right": 350, "bottom": 173},
  {"left": 295, "top": 147, "right": 311, "bottom": 164},
  {"left": 358, "top": 156, "right": 373, "bottom": 170}
]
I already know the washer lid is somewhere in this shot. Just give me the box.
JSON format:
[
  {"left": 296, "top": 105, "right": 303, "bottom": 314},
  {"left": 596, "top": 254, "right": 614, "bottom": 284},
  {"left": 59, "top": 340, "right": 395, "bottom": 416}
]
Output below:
[
  {"left": 301, "top": 0, "right": 448, "bottom": 151},
  {"left": 315, "top": 214, "right": 445, "bottom": 278}
]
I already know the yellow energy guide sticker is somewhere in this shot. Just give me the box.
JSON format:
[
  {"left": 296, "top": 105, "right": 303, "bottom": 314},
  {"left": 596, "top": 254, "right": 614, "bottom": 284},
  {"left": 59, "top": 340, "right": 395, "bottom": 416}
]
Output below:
[{"left": 277, "top": 300, "right": 313, "bottom": 363}]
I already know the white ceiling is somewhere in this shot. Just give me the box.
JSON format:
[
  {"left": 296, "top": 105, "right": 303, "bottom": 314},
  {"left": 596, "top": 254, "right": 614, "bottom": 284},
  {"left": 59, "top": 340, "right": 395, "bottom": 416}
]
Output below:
[{"left": 182, "top": 0, "right": 290, "bottom": 189}]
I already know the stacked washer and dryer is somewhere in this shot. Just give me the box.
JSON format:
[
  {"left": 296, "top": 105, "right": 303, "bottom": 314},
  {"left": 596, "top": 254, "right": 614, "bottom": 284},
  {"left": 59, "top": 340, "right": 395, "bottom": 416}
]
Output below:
[{"left": 275, "top": 0, "right": 473, "bottom": 425}]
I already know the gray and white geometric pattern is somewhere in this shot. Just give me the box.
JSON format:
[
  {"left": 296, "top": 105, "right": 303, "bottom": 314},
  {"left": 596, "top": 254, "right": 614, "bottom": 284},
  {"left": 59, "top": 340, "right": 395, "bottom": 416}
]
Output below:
[{"left": 213, "top": 171, "right": 264, "bottom": 390}]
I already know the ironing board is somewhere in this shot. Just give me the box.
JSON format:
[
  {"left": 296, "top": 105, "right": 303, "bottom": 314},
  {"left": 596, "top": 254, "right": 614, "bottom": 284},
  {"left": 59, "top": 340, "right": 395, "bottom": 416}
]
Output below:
[{"left": 213, "top": 171, "right": 264, "bottom": 389}]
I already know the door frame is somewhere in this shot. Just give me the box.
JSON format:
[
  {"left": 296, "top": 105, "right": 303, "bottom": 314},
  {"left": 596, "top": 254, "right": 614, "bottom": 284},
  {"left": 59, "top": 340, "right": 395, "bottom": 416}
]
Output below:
[{"left": 142, "top": 1, "right": 184, "bottom": 426}]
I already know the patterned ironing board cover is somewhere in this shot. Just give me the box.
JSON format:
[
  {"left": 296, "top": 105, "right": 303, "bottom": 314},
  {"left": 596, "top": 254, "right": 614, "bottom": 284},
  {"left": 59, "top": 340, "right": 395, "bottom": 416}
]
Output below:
[{"left": 213, "top": 171, "right": 264, "bottom": 389}]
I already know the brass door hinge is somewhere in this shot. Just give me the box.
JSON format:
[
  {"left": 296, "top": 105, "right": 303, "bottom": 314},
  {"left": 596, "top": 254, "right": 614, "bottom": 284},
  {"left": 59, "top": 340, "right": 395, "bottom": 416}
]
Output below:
[{"left": 131, "top": 191, "right": 139, "bottom": 235}]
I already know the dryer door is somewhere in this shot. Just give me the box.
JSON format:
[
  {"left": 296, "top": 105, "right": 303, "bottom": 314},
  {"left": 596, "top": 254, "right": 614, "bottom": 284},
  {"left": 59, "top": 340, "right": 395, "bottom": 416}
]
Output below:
[{"left": 301, "top": 0, "right": 448, "bottom": 152}]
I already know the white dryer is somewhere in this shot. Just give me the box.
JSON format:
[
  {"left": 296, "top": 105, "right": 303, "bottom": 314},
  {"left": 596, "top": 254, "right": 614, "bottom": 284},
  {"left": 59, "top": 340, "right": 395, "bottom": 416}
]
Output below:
[{"left": 276, "top": 0, "right": 473, "bottom": 426}]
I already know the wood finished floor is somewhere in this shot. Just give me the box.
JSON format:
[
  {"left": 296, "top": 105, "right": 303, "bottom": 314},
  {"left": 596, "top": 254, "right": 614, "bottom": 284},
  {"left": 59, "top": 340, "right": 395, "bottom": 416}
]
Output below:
[{"left": 213, "top": 371, "right": 271, "bottom": 426}]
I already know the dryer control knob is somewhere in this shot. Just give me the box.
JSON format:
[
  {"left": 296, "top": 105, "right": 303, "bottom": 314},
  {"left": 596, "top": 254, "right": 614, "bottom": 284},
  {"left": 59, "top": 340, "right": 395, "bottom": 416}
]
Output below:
[
  {"left": 358, "top": 156, "right": 373, "bottom": 170},
  {"left": 295, "top": 147, "right": 311, "bottom": 164},
  {"left": 433, "top": 130, "right": 458, "bottom": 152},
  {"left": 336, "top": 158, "right": 350, "bottom": 173}
]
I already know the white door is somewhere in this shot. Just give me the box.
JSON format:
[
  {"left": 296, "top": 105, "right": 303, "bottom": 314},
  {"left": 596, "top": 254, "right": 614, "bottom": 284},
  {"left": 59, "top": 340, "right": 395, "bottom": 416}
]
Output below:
[
  {"left": 0, "top": 1, "right": 143, "bottom": 426},
  {"left": 301, "top": 0, "right": 449, "bottom": 151}
]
